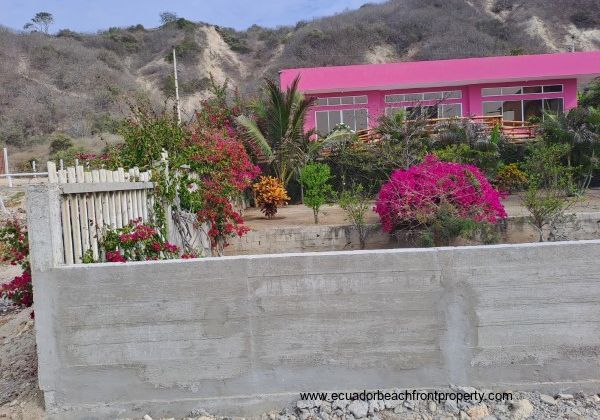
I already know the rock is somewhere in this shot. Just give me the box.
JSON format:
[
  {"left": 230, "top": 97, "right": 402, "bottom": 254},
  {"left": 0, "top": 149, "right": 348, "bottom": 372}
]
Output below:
[
  {"left": 428, "top": 401, "right": 437, "bottom": 412},
  {"left": 143, "top": 416, "right": 153, "bottom": 420},
  {"left": 393, "top": 405, "right": 405, "bottom": 414},
  {"left": 558, "top": 394, "right": 574, "bottom": 400},
  {"left": 510, "top": 399, "right": 533, "bottom": 420},
  {"left": 297, "top": 401, "right": 319, "bottom": 410},
  {"left": 540, "top": 394, "right": 557, "bottom": 405},
  {"left": 459, "top": 411, "right": 470, "bottom": 420},
  {"left": 298, "top": 410, "right": 312, "bottom": 420},
  {"left": 457, "top": 387, "right": 479, "bottom": 395},
  {"left": 446, "top": 400, "right": 460, "bottom": 414},
  {"left": 347, "top": 400, "right": 369, "bottom": 418},
  {"left": 318, "top": 412, "right": 330, "bottom": 420},
  {"left": 467, "top": 404, "right": 489, "bottom": 419},
  {"left": 331, "top": 400, "right": 347, "bottom": 410},
  {"left": 403, "top": 400, "right": 416, "bottom": 410}
]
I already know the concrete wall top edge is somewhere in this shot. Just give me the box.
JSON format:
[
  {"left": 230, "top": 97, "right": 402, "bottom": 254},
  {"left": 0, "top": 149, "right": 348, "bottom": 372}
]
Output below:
[{"left": 55, "top": 239, "right": 600, "bottom": 270}]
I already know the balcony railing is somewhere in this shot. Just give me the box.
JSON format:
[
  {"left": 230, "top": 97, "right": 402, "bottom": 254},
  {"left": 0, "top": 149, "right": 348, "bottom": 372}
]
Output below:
[{"left": 357, "top": 115, "right": 538, "bottom": 143}]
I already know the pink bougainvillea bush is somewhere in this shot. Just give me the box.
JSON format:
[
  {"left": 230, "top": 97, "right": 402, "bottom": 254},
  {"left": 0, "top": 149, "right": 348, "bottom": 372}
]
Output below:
[{"left": 375, "top": 155, "right": 507, "bottom": 246}]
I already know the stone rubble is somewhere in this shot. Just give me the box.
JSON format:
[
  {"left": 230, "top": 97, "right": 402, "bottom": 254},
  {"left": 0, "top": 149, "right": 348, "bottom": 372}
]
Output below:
[{"left": 136, "top": 387, "right": 600, "bottom": 420}]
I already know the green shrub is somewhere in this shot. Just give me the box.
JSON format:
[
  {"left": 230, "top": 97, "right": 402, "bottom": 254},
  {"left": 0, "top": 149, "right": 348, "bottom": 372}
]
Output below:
[
  {"left": 300, "top": 163, "right": 334, "bottom": 224},
  {"left": 339, "top": 184, "right": 371, "bottom": 249}
]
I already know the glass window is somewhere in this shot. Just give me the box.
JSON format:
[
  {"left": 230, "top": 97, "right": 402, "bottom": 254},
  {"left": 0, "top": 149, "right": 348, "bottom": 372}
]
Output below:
[
  {"left": 340, "top": 96, "right": 353, "bottom": 105},
  {"left": 328, "top": 110, "right": 341, "bottom": 128},
  {"left": 440, "top": 104, "right": 462, "bottom": 118},
  {"left": 355, "top": 109, "right": 368, "bottom": 130},
  {"left": 502, "top": 100, "right": 523, "bottom": 121},
  {"left": 544, "top": 98, "right": 563, "bottom": 114},
  {"left": 316, "top": 98, "right": 327, "bottom": 106},
  {"left": 404, "top": 93, "right": 423, "bottom": 102},
  {"left": 385, "top": 94, "right": 403, "bottom": 103},
  {"left": 523, "top": 100, "right": 543, "bottom": 121},
  {"left": 423, "top": 106, "right": 438, "bottom": 119},
  {"left": 501, "top": 86, "right": 522, "bottom": 95},
  {"left": 355, "top": 95, "right": 368, "bottom": 104},
  {"left": 327, "top": 97, "right": 341, "bottom": 106},
  {"left": 445, "top": 90, "right": 462, "bottom": 99},
  {"left": 482, "top": 88, "right": 501, "bottom": 97},
  {"left": 543, "top": 85, "right": 563, "bottom": 93},
  {"left": 523, "top": 86, "right": 542, "bottom": 94},
  {"left": 316, "top": 111, "right": 329, "bottom": 135},
  {"left": 483, "top": 101, "right": 503, "bottom": 116},
  {"left": 342, "top": 109, "right": 356, "bottom": 130},
  {"left": 424, "top": 92, "right": 443, "bottom": 100}
]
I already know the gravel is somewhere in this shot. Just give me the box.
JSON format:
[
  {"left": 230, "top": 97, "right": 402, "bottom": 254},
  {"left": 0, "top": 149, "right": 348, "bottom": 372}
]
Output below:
[{"left": 133, "top": 387, "right": 600, "bottom": 420}]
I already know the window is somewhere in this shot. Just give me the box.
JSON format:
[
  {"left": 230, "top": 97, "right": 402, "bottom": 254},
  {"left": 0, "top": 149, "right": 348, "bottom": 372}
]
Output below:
[
  {"left": 385, "top": 94, "right": 404, "bottom": 103},
  {"left": 315, "top": 109, "right": 369, "bottom": 134},
  {"left": 501, "top": 86, "right": 522, "bottom": 95},
  {"left": 316, "top": 111, "right": 329, "bottom": 135},
  {"left": 543, "top": 85, "right": 563, "bottom": 93},
  {"left": 424, "top": 92, "right": 443, "bottom": 100},
  {"left": 327, "top": 97, "right": 341, "bottom": 106},
  {"left": 385, "top": 90, "right": 461, "bottom": 103},
  {"left": 523, "top": 99, "right": 543, "bottom": 120},
  {"left": 482, "top": 84, "right": 562, "bottom": 97},
  {"left": 482, "top": 98, "right": 563, "bottom": 122},
  {"left": 405, "top": 106, "right": 438, "bottom": 119},
  {"left": 444, "top": 90, "right": 462, "bottom": 99},
  {"left": 405, "top": 93, "right": 423, "bottom": 102},
  {"left": 482, "top": 88, "right": 502, "bottom": 97},
  {"left": 502, "top": 101, "right": 522, "bottom": 121},
  {"left": 483, "top": 101, "right": 503, "bottom": 116},
  {"left": 523, "top": 86, "right": 542, "bottom": 94},
  {"left": 544, "top": 98, "right": 563, "bottom": 114},
  {"left": 439, "top": 103, "right": 462, "bottom": 118},
  {"left": 315, "top": 95, "right": 369, "bottom": 106}
]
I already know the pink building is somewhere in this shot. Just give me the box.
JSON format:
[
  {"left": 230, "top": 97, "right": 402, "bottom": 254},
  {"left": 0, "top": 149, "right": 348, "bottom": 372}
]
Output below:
[{"left": 280, "top": 52, "right": 600, "bottom": 136}]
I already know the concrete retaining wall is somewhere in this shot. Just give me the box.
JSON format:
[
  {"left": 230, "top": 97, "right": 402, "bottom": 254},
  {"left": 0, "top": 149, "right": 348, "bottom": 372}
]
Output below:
[
  {"left": 227, "top": 213, "right": 600, "bottom": 255},
  {"left": 27, "top": 185, "right": 600, "bottom": 419}
]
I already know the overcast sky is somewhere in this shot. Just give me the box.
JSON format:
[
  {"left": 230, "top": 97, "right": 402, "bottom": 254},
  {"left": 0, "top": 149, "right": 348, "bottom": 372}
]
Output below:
[{"left": 0, "top": 0, "right": 385, "bottom": 33}]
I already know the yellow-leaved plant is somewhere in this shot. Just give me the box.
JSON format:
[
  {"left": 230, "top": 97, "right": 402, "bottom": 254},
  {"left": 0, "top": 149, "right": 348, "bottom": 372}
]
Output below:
[{"left": 253, "top": 176, "right": 290, "bottom": 219}]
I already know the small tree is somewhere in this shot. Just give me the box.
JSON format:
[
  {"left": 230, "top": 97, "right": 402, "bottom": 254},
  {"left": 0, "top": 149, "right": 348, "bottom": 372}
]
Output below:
[
  {"left": 49, "top": 133, "right": 73, "bottom": 155},
  {"left": 521, "top": 143, "right": 579, "bottom": 242},
  {"left": 339, "top": 184, "right": 371, "bottom": 249},
  {"left": 300, "top": 163, "right": 333, "bottom": 224},
  {"left": 159, "top": 11, "right": 178, "bottom": 25},
  {"left": 24, "top": 12, "right": 54, "bottom": 33}
]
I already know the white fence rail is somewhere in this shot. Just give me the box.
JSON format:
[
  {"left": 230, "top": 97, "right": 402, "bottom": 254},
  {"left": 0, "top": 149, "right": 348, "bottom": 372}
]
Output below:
[{"left": 47, "top": 162, "right": 154, "bottom": 264}]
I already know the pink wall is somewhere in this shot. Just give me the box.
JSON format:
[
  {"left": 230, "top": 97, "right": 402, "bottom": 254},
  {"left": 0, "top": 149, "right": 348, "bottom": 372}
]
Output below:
[{"left": 303, "top": 78, "right": 578, "bottom": 133}]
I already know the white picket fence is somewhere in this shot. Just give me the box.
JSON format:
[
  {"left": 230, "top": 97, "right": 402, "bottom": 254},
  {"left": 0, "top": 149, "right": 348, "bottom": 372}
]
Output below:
[{"left": 47, "top": 162, "right": 155, "bottom": 264}]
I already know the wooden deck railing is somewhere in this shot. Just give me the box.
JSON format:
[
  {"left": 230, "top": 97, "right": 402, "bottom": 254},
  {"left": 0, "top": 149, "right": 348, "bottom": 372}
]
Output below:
[{"left": 356, "top": 115, "right": 538, "bottom": 143}]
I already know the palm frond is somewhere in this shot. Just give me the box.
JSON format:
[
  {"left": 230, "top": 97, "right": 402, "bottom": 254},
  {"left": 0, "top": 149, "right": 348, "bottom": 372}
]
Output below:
[{"left": 236, "top": 115, "right": 274, "bottom": 159}]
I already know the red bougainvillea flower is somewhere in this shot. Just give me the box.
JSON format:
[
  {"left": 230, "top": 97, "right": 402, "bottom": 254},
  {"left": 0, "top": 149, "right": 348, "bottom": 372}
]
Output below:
[
  {"left": 106, "top": 250, "right": 127, "bottom": 263},
  {"left": 375, "top": 155, "right": 507, "bottom": 234}
]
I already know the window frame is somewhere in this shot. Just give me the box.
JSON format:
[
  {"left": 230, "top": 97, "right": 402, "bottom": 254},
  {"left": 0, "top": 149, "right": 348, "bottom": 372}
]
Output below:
[
  {"left": 481, "top": 84, "right": 563, "bottom": 97},
  {"left": 482, "top": 98, "right": 564, "bottom": 121},
  {"left": 315, "top": 108, "right": 369, "bottom": 133}
]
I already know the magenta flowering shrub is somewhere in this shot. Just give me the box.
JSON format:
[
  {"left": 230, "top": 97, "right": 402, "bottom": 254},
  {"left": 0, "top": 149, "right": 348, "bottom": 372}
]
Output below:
[
  {"left": 99, "top": 219, "right": 188, "bottom": 262},
  {"left": 375, "top": 155, "right": 507, "bottom": 242}
]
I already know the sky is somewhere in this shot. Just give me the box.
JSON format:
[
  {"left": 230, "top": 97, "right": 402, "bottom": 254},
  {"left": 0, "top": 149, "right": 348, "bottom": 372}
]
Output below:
[{"left": 0, "top": 0, "right": 385, "bottom": 33}]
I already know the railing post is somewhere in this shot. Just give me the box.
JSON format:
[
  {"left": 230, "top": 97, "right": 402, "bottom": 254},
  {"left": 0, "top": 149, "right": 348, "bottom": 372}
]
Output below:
[
  {"left": 27, "top": 183, "right": 64, "bottom": 271},
  {"left": 3, "top": 147, "right": 12, "bottom": 188}
]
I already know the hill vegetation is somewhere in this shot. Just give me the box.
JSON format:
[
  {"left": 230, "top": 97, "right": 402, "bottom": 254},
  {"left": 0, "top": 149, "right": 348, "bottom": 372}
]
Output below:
[{"left": 0, "top": 0, "right": 598, "bottom": 165}]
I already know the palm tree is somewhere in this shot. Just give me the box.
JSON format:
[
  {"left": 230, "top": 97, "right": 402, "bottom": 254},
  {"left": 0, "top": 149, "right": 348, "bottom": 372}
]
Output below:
[
  {"left": 540, "top": 107, "right": 600, "bottom": 190},
  {"left": 236, "top": 76, "right": 314, "bottom": 187}
]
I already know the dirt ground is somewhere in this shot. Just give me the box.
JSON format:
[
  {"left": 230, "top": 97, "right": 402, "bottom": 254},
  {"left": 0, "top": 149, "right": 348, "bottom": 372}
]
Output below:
[{"left": 242, "top": 189, "right": 600, "bottom": 230}]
